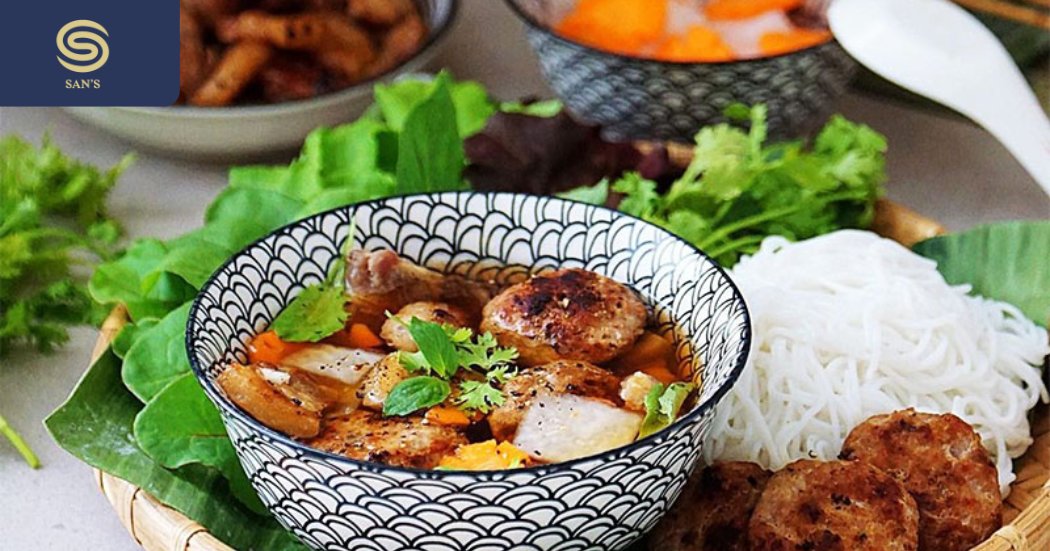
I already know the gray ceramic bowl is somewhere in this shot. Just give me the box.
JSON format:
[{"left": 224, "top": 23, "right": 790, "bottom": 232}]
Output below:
[
  {"left": 187, "top": 192, "right": 752, "bottom": 551},
  {"left": 65, "top": 0, "right": 458, "bottom": 161},
  {"left": 505, "top": 0, "right": 857, "bottom": 141}
]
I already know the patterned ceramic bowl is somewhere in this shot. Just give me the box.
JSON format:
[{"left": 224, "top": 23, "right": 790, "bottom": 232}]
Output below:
[
  {"left": 504, "top": 0, "right": 857, "bottom": 141},
  {"left": 187, "top": 192, "right": 751, "bottom": 551}
]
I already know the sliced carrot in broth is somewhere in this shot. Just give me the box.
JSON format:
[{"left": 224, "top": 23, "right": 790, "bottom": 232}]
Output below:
[
  {"left": 327, "top": 323, "right": 384, "bottom": 349},
  {"left": 248, "top": 330, "right": 307, "bottom": 365},
  {"left": 425, "top": 407, "right": 471, "bottom": 428}
]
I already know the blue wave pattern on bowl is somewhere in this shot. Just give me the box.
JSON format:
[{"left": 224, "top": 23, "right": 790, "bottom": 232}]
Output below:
[
  {"left": 521, "top": 24, "right": 856, "bottom": 141},
  {"left": 187, "top": 192, "right": 751, "bottom": 551}
]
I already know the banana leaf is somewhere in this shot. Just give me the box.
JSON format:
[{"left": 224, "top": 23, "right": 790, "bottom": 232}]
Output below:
[{"left": 914, "top": 220, "right": 1050, "bottom": 327}]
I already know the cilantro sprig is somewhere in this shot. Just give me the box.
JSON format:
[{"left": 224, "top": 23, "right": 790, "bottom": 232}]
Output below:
[
  {"left": 270, "top": 227, "right": 353, "bottom": 343},
  {"left": 563, "top": 104, "right": 887, "bottom": 267},
  {"left": 383, "top": 316, "right": 518, "bottom": 417}
]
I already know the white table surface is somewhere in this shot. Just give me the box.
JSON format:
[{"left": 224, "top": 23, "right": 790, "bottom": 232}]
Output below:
[{"left": 1, "top": 1, "right": 1048, "bottom": 549}]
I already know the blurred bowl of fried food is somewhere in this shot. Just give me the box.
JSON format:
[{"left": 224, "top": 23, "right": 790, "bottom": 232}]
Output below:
[{"left": 66, "top": 0, "right": 458, "bottom": 160}]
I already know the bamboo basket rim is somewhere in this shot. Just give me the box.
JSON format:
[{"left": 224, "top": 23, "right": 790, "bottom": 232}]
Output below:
[{"left": 88, "top": 199, "right": 1050, "bottom": 551}]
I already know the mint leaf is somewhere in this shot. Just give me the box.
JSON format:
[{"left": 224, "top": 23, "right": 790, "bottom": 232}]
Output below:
[
  {"left": 384, "top": 376, "right": 451, "bottom": 416},
  {"left": 400, "top": 317, "right": 461, "bottom": 378},
  {"left": 396, "top": 73, "right": 468, "bottom": 193},
  {"left": 271, "top": 285, "right": 348, "bottom": 343}
]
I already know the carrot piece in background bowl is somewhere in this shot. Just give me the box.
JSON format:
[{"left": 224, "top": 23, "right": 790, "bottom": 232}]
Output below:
[
  {"left": 655, "top": 26, "right": 735, "bottom": 62},
  {"left": 758, "top": 28, "right": 832, "bottom": 56},
  {"left": 556, "top": 0, "right": 668, "bottom": 56},
  {"left": 705, "top": 0, "right": 804, "bottom": 21}
]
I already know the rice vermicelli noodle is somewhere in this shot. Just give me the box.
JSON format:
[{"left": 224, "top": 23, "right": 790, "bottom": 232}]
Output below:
[{"left": 705, "top": 230, "right": 1049, "bottom": 495}]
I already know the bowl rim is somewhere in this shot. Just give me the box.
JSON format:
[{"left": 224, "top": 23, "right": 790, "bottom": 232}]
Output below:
[
  {"left": 501, "top": 0, "right": 835, "bottom": 67},
  {"left": 110, "top": 0, "right": 460, "bottom": 119},
  {"left": 186, "top": 190, "right": 753, "bottom": 476}
]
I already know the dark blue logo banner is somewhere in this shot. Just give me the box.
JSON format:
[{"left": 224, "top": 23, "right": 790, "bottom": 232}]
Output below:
[{"left": 0, "top": 1, "right": 179, "bottom": 106}]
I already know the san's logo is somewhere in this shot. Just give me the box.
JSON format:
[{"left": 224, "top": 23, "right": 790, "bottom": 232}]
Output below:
[{"left": 56, "top": 20, "right": 109, "bottom": 73}]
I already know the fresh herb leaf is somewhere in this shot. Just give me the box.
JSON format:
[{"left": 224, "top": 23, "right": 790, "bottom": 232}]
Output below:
[
  {"left": 398, "top": 317, "right": 461, "bottom": 378},
  {"left": 500, "top": 99, "right": 563, "bottom": 117},
  {"left": 46, "top": 350, "right": 307, "bottom": 550},
  {"left": 639, "top": 382, "right": 695, "bottom": 439},
  {"left": 456, "top": 380, "right": 506, "bottom": 414},
  {"left": 375, "top": 76, "right": 496, "bottom": 137},
  {"left": 396, "top": 72, "right": 469, "bottom": 193},
  {"left": 557, "top": 179, "right": 609, "bottom": 205},
  {"left": 123, "top": 302, "right": 193, "bottom": 402},
  {"left": 563, "top": 105, "right": 886, "bottom": 267},
  {"left": 458, "top": 331, "right": 519, "bottom": 371},
  {"left": 384, "top": 376, "right": 452, "bottom": 416},
  {"left": 133, "top": 373, "right": 265, "bottom": 514},
  {"left": 271, "top": 285, "right": 348, "bottom": 343},
  {"left": 89, "top": 239, "right": 197, "bottom": 322},
  {"left": 914, "top": 220, "right": 1050, "bottom": 326}
]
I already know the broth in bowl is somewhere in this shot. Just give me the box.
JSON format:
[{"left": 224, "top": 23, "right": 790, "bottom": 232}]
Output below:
[{"left": 218, "top": 248, "right": 698, "bottom": 470}]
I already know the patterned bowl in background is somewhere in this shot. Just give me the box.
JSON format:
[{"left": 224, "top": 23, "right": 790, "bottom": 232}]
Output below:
[
  {"left": 504, "top": 0, "right": 857, "bottom": 141},
  {"left": 186, "top": 192, "right": 751, "bottom": 551}
]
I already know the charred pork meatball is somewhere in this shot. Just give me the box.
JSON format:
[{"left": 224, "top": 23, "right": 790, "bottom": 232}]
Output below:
[
  {"left": 749, "top": 459, "right": 920, "bottom": 551},
  {"left": 306, "top": 409, "right": 467, "bottom": 469},
  {"left": 480, "top": 268, "right": 647, "bottom": 366},
  {"left": 840, "top": 409, "right": 1002, "bottom": 551},
  {"left": 345, "top": 250, "right": 498, "bottom": 325},
  {"left": 381, "top": 301, "right": 472, "bottom": 352},
  {"left": 488, "top": 359, "right": 621, "bottom": 441},
  {"left": 648, "top": 461, "right": 771, "bottom": 551}
]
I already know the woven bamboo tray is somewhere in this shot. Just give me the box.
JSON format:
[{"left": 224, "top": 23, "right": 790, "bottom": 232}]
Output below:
[{"left": 88, "top": 199, "right": 1050, "bottom": 551}]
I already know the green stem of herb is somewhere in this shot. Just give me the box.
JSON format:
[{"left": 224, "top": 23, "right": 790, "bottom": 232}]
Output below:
[
  {"left": 694, "top": 189, "right": 869, "bottom": 251},
  {"left": 0, "top": 412, "right": 41, "bottom": 469},
  {"left": 703, "top": 234, "right": 769, "bottom": 262},
  {"left": 695, "top": 204, "right": 803, "bottom": 251}
]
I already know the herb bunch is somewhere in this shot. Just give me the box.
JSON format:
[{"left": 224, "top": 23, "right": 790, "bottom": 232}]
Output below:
[
  {"left": 384, "top": 316, "right": 518, "bottom": 417},
  {"left": 1, "top": 135, "right": 131, "bottom": 467}
]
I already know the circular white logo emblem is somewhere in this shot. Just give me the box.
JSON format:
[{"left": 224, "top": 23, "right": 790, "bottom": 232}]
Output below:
[{"left": 56, "top": 20, "right": 109, "bottom": 73}]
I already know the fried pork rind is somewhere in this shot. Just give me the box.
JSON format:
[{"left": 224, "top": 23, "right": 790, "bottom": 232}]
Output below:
[
  {"left": 179, "top": 8, "right": 209, "bottom": 98},
  {"left": 841, "top": 409, "right": 1003, "bottom": 551},
  {"left": 177, "top": 0, "right": 427, "bottom": 105},
  {"left": 189, "top": 41, "right": 274, "bottom": 106},
  {"left": 749, "top": 459, "right": 920, "bottom": 551},
  {"left": 648, "top": 461, "right": 771, "bottom": 551},
  {"left": 217, "top": 10, "right": 329, "bottom": 50},
  {"left": 348, "top": 0, "right": 415, "bottom": 26},
  {"left": 365, "top": 10, "right": 426, "bottom": 76}
]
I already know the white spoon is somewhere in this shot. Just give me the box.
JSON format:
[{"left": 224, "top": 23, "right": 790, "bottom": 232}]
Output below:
[{"left": 828, "top": 0, "right": 1050, "bottom": 197}]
